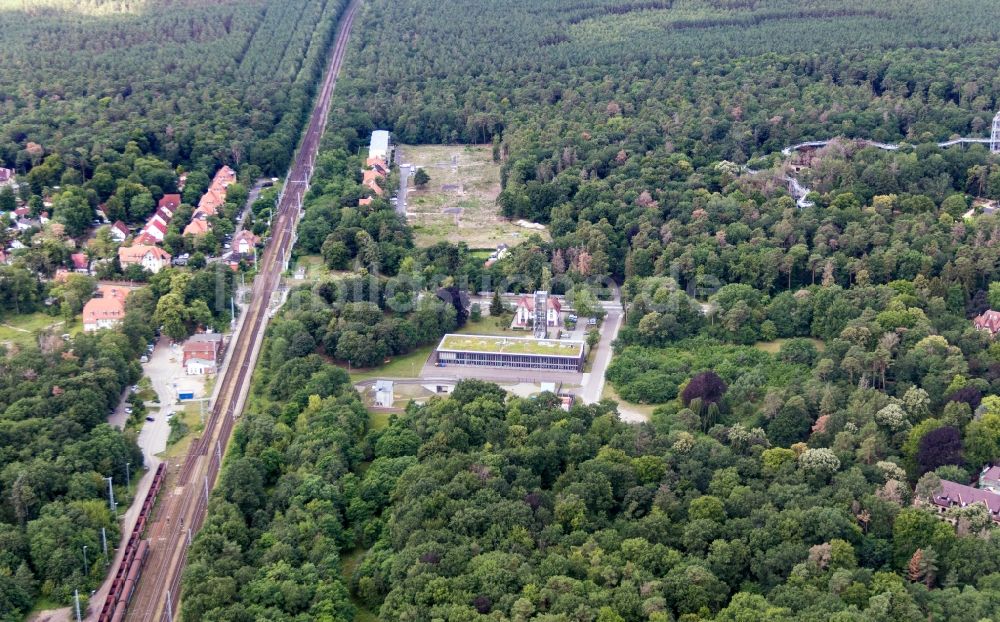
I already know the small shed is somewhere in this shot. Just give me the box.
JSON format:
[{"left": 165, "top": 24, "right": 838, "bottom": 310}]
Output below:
[{"left": 373, "top": 380, "right": 394, "bottom": 408}]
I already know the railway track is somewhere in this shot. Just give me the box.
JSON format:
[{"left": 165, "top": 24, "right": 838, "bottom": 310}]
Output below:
[{"left": 120, "top": 2, "right": 360, "bottom": 620}]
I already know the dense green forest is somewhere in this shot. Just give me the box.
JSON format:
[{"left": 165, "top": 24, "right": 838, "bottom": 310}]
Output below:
[
  {"left": 160, "top": 0, "right": 1000, "bottom": 619},
  {"left": 0, "top": 303, "right": 150, "bottom": 616},
  {"left": 0, "top": 0, "right": 346, "bottom": 175}
]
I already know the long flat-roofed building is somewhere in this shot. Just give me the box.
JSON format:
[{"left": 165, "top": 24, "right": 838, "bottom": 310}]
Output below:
[
  {"left": 369, "top": 130, "right": 391, "bottom": 162},
  {"left": 434, "top": 334, "right": 585, "bottom": 372}
]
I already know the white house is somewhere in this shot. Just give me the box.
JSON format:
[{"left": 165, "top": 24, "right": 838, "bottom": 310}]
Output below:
[
  {"left": 118, "top": 245, "right": 172, "bottom": 274},
  {"left": 185, "top": 357, "right": 217, "bottom": 375},
  {"left": 513, "top": 291, "right": 562, "bottom": 329}
]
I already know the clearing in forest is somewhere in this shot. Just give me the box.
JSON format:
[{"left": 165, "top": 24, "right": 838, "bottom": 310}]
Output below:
[{"left": 398, "top": 144, "right": 546, "bottom": 248}]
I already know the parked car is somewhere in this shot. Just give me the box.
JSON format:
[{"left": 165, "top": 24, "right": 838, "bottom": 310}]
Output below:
[
  {"left": 145, "top": 416, "right": 154, "bottom": 422},
  {"left": 140, "top": 355, "right": 148, "bottom": 363},
  {"left": 588, "top": 318, "right": 598, "bottom": 326},
  {"left": 567, "top": 314, "right": 578, "bottom": 322}
]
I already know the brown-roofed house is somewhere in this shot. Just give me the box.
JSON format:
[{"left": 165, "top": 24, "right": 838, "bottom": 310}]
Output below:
[
  {"left": 118, "top": 245, "right": 171, "bottom": 273},
  {"left": 928, "top": 479, "right": 1000, "bottom": 524},
  {"left": 183, "top": 333, "right": 223, "bottom": 374},
  {"left": 110, "top": 221, "right": 129, "bottom": 242},
  {"left": 70, "top": 252, "right": 89, "bottom": 273},
  {"left": 158, "top": 194, "right": 182, "bottom": 215},
  {"left": 974, "top": 310, "right": 1000, "bottom": 336},
  {"left": 363, "top": 170, "right": 384, "bottom": 196},
  {"left": 233, "top": 230, "right": 260, "bottom": 254}
]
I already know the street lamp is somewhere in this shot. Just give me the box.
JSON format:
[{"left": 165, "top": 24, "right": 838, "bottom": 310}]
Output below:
[
  {"left": 82, "top": 545, "right": 88, "bottom": 574},
  {"left": 104, "top": 476, "right": 116, "bottom": 517},
  {"left": 125, "top": 462, "right": 131, "bottom": 493}
]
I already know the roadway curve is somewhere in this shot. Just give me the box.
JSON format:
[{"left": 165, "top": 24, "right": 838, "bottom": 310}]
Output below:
[{"left": 120, "top": 2, "right": 360, "bottom": 620}]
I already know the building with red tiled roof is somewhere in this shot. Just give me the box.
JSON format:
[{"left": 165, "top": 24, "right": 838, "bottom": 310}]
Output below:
[
  {"left": 196, "top": 188, "right": 224, "bottom": 218},
  {"left": 233, "top": 230, "right": 260, "bottom": 255},
  {"left": 118, "top": 245, "right": 171, "bottom": 273},
  {"left": 210, "top": 166, "right": 237, "bottom": 191},
  {"left": 110, "top": 221, "right": 129, "bottom": 242},
  {"left": 513, "top": 292, "right": 562, "bottom": 329},
  {"left": 183, "top": 218, "right": 211, "bottom": 237},
  {"left": 70, "top": 252, "right": 89, "bottom": 273},
  {"left": 83, "top": 286, "right": 128, "bottom": 332},
  {"left": 142, "top": 218, "right": 168, "bottom": 242},
  {"left": 362, "top": 170, "right": 384, "bottom": 196},
  {"left": 183, "top": 333, "right": 223, "bottom": 374},
  {"left": 158, "top": 194, "right": 181, "bottom": 215},
  {"left": 974, "top": 310, "right": 1000, "bottom": 336}
]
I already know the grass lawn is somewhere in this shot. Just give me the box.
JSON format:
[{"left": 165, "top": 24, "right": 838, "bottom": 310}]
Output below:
[
  {"left": 341, "top": 548, "right": 380, "bottom": 622},
  {"left": 440, "top": 334, "right": 583, "bottom": 356},
  {"left": 159, "top": 403, "right": 205, "bottom": 460},
  {"left": 370, "top": 411, "right": 391, "bottom": 431},
  {"left": 349, "top": 343, "right": 436, "bottom": 382},
  {"left": 754, "top": 337, "right": 826, "bottom": 354},
  {"left": 0, "top": 312, "right": 79, "bottom": 347},
  {"left": 399, "top": 144, "right": 547, "bottom": 248},
  {"left": 602, "top": 383, "right": 658, "bottom": 419}
]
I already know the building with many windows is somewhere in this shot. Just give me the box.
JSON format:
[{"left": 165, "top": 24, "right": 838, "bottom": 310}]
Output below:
[{"left": 434, "top": 334, "right": 585, "bottom": 372}]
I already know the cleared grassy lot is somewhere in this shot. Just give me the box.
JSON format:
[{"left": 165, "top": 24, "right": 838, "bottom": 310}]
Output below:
[{"left": 399, "top": 144, "right": 546, "bottom": 248}]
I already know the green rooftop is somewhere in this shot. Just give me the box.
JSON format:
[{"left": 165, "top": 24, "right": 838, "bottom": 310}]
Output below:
[{"left": 438, "top": 334, "right": 583, "bottom": 356}]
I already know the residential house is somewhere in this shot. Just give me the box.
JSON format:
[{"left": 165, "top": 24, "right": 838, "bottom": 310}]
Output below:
[
  {"left": 133, "top": 231, "right": 159, "bottom": 246},
  {"left": 484, "top": 243, "right": 509, "bottom": 267},
  {"left": 926, "top": 479, "right": 1000, "bottom": 524},
  {"left": 973, "top": 310, "right": 1000, "bottom": 336},
  {"left": 11, "top": 206, "right": 30, "bottom": 220},
  {"left": 158, "top": 194, "right": 181, "bottom": 215},
  {"left": 512, "top": 291, "right": 562, "bottom": 329},
  {"left": 194, "top": 190, "right": 223, "bottom": 218},
  {"left": 82, "top": 286, "right": 128, "bottom": 332},
  {"left": 183, "top": 218, "right": 211, "bottom": 237},
  {"left": 110, "top": 221, "right": 129, "bottom": 242},
  {"left": 211, "top": 166, "right": 237, "bottom": 191},
  {"left": 362, "top": 170, "right": 384, "bottom": 196},
  {"left": 979, "top": 466, "right": 1000, "bottom": 493},
  {"left": 233, "top": 230, "right": 260, "bottom": 255},
  {"left": 0, "top": 167, "right": 14, "bottom": 187},
  {"left": 358, "top": 197, "right": 373, "bottom": 207},
  {"left": 178, "top": 173, "right": 188, "bottom": 191},
  {"left": 118, "top": 245, "right": 171, "bottom": 273},
  {"left": 70, "top": 253, "right": 89, "bottom": 273},
  {"left": 53, "top": 268, "right": 70, "bottom": 283},
  {"left": 15, "top": 218, "right": 36, "bottom": 232},
  {"left": 141, "top": 218, "right": 168, "bottom": 243}
]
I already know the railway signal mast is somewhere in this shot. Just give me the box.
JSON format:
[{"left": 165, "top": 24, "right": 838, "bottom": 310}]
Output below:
[{"left": 991, "top": 110, "right": 1000, "bottom": 154}]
